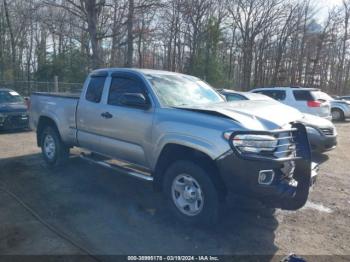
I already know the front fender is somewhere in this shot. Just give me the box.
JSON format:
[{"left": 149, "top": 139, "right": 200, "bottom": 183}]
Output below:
[
  {"left": 332, "top": 102, "right": 350, "bottom": 111},
  {"left": 150, "top": 132, "right": 230, "bottom": 170}
]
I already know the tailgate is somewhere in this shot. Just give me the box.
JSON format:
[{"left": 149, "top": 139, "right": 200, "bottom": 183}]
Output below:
[{"left": 30, "top": 92, "right": 79, "bottom": 145}]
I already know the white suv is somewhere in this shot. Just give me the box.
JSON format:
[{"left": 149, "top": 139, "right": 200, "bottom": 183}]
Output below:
[{"left": 251, "top": 87, "right": 332, "bottom": 120}]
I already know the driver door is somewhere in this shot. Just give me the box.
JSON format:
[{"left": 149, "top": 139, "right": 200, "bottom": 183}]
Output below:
[{"left": 96, "top": 73, "right": 154, "bottom": 168}]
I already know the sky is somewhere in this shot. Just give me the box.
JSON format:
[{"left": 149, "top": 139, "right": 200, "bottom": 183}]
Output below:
[{"left": 316, "top": 0, "right": 344, "bottom": 20}]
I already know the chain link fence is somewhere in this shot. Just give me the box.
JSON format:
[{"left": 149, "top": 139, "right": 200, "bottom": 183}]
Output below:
[{"left": 0, "top": 80, "right": 83, "bottom": 97}]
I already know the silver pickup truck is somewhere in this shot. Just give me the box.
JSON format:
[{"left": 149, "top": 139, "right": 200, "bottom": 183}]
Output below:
[{"left": 30, "top": 68, "right": 316, "bottom": 224}]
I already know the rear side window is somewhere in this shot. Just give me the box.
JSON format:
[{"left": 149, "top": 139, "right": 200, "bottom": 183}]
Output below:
[
  {"left": 85, "top": 76, "right": 106, "bottom": 103},
  {"left": 225, "top": 94, "right": 246, "bottom": 101},
  {"left": 108, "top": 77, "right": 145, "bottom": 106},
  {"left": 255, "top": 90, "right": 286, "bottom": 101},
  {"left": 293, "top": 90, "right": 313, "bottom": 101}
]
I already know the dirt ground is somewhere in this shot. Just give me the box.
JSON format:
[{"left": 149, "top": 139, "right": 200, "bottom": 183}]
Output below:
[{"left": 0, "top": 123, "right": 349, "bottom": 260}]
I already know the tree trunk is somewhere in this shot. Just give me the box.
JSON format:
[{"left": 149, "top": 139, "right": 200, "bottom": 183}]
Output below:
[
  {"left": 126, "top": 0, "right": 134, "bottom": 67},
  {"left": 3, "top": 0, "right": 16, "bottom": 79},
  {"left": 138, "top": 30, "right": 143, "bottom": 68},
  {"left": 110, "top": 2, "right": 119, "bottom": 67},
  {"left": 241, "top": 42, "right": 253, "bottom": 90},
  {"left": 337, "top": 4, "right": 349, "bottom": 94},
  {"left": 297, "top": 6, "right": 309, "bottom": 84},
  {"left": 85, "top": 0, "right": 101, "bottom": 69}
]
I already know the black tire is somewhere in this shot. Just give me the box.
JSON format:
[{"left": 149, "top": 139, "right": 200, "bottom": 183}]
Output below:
[
  {"left": 40, "top": 126, "right": 69, "bottom": 168},
  {"left": 163, "top": 160, "right": 221, "bottom": 225},
  {"left": 331, "top": 108, "right": 345, "bottom": 121}
]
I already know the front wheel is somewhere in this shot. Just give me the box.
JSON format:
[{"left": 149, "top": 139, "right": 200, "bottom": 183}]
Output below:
[
  {"left": 40, "top": 126, "right": 69, "bottom": 168},
  {"left": 163, "top": 160, "right": 221, "bottom": 225}
]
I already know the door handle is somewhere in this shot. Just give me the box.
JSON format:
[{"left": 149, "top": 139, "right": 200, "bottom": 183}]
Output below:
[{"left": 101, "top": 112, "right": 113, "bottom": 119}]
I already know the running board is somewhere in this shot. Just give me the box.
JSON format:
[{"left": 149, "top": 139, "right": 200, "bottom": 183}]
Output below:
[{"left": 80, "top": 153, "right": 153, "bottom": 182}]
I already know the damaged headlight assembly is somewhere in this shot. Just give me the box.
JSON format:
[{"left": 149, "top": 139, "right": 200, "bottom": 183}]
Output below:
[{"left": 224, "top": 132, "right": 278, "bottom": 154}]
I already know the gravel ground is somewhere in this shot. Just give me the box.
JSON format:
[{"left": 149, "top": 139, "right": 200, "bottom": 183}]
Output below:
[{"left": 0, "top": 124, "right": 349, "bottom": 260}]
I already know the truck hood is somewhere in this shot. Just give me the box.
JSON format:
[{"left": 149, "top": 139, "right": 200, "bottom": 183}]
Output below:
[
  {"left": 0, "top": 102, "right": 27, "bottom": 113},
  {"left": 177, "top": 100, "right": 303, "bottom": 130}
]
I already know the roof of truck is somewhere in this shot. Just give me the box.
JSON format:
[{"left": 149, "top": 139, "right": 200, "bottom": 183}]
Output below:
[{"left": 91, "top": 68, "right": 191, "bottom": 77}]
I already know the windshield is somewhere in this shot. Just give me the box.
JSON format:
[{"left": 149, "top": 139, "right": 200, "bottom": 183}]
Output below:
[
  {"left": 312, "top": 91, "right": 333, "bottom": 101},
  {"left": 146, "top": 74, "right": 224, "bottom": 107},
  {"left": 0, "top": 90, "right": 24, "bottom": 104}
]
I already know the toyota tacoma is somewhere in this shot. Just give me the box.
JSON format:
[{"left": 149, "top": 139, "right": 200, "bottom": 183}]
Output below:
[{"left": 30, "top": 69, "right": 317, "bottom": 224}]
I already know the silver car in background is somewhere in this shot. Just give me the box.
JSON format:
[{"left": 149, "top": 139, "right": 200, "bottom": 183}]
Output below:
[
  {"left": 316, "top": 92, "right": 350, "bottom": 121},
  {"left": 299, "top": 114, "right": 337, "bottom": 152},
  {"left": 219, "top": 89, "right": 337, "bottom": 153},
  {"left": 338, "top": 95, "right": 350, "bottom": 102}
]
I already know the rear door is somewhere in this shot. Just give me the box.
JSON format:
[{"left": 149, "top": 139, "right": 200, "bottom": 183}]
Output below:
[{"left": 96, "top": 72, "right": 154, "bottom": 168}]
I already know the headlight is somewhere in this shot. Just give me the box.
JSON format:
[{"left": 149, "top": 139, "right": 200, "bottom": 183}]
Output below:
[
  {"left": 224, "top": 132, "right": 278, "bottom": 153},
  {"left": 305, "top": 126, "right": 321, "bottom": 136}
]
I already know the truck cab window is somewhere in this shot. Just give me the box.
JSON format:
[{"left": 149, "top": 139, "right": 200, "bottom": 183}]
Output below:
[
  {"left": 108, "top": 77, "right": 146, "bottom": 106},
  {"left": 86, "top": 76, "right": 106, "bottom": 103}
]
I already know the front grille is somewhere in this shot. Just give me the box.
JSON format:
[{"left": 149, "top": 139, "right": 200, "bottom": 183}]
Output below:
[
  {"left": 320, "top": 127, "right": 334, "bottom": 136},
  {"left": 255, "top": 130, "right": 297, "bottom": 160},
  {"left": 3, "top": 114, "right": 29, "bottom": 129},
  {"left": 273, "top": 131, "right": 297, "bottom": 159},
  {"left": 229, "top": 125, "right": 304, "bottom": 162}
]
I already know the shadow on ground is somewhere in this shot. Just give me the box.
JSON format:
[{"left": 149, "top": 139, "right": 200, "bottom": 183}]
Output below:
[
  {"left": 0, "top": 153, "right": 279, "bottom": 257},
  {"left": 0, "top": 128, "right": 32, "bottom": 135},
  {"left": 312, "top": 152, "right": 329, "bottom": 165},
  {"left": 331, "top": 119, "right": 350, "bottom": 125}
]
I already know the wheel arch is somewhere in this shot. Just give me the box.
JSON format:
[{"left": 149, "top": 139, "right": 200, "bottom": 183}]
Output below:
[
  {"left": 331, "top": 107, "right": 345, "bottom": 120},
  {"left": 331, "top": 105, "right": 345, "bottom": 112},
  {"left": 36, "top": 116, "right": 61, "bottom": 147},
  {"left": 153, "top": 143, "right": 227, "bottom": 198}
]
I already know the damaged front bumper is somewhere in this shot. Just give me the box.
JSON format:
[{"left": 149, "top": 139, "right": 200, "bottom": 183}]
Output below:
[{"left": 216, "top": 123, "right": 317, "bottom": 210}]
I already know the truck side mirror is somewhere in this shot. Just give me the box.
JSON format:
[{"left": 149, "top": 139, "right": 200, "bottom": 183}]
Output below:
[{"left": 120, "top": 93, "right": 150, "bottom": 109}]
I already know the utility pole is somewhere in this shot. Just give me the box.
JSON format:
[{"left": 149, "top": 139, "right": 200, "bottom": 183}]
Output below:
[{"left": 54, "top": 76, "right": 59, "bottom": 92}]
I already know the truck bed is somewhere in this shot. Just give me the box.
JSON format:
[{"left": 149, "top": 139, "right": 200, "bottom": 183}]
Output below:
[
  {"left": 30, "top": 92, "right": 80, "bottom": 146},
  {"left": 32, "top": 92, "right": 81, "bottom": 99}
]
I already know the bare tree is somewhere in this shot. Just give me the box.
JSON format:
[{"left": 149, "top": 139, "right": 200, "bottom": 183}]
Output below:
[
  {"left": 337, "top": 0, "right": 350, "bottom": 93},
  {"left": 1, "top": 0, "right": 350, "bottom": 95},
  {"left": 44, "top": 0, "right": 107, "bottom": 69},
  {"left": 227, "top": 0, "right": 283, "bottom": 90}
]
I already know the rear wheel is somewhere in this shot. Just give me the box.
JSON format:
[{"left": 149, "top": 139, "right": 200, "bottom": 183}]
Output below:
[
  {"left": 40, "top": 126, "right": 69, "bottom": 168},
  {"left": 163, "top": 160, "right": 220, "bottom": 225},
  {"left": 331, "top": 108, "right": 344, "bottom": 121}
]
